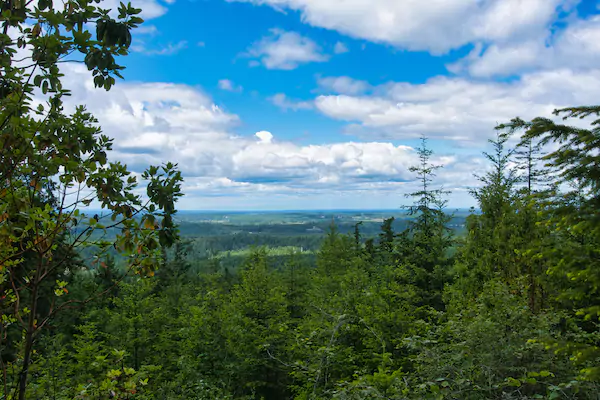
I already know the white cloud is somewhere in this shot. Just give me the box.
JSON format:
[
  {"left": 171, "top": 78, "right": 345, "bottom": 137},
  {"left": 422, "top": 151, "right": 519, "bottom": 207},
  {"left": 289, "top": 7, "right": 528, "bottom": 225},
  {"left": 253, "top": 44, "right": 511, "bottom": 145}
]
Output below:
[
  {"left": 218, "top": 79, "right": 243, "bottom": 92},
  {"left": 53, "top": 64, "right": 454, "bottom": 209},
  {"left": 131, "top": 40, "right": 188, "bottom": 55},
  {"left": 269, "top": 93, "right": 313, "bottom": 111},
  {"left": 450, "top": 15, "right": 600, "bottom": 77},
  {"left": 333, "top": 41, "right": 349, "bottom": 54},
  {"left": 55, "top": 62, "right": 596, "bottom": 208},
  {"left": 245, "top": 29, "right": 329, "bottom": 70},
  {"left": 315, "top": 95, "right": 392, "bottom": 121},
  {"left": 255, "top": 131, "right": 274, "bottom": 143},
  {"left": 230, "top": 0, "right": 567, "bottom": 53},
  {"left": 35, "top": 0, "right": 594, "bottom": 210},
  {"left": 98, "top": 0, "right": 170, "bottom": 20},
  {"left": 316, "top": 76, "right": 371, "bottom": 95},
  {"left": 470, "top": 0, "right": 565, "bottom": 43},
  {"left": 314, "top": 69, "right": 600, "bottom": 144},
  {"left": 136, "top": 25, "right": 159, "bottom": 35}
]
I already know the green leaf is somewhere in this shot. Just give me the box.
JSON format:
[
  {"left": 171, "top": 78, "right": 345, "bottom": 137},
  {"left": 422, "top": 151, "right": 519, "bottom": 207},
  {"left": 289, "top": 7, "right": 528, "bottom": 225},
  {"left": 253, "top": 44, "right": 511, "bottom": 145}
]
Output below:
[
  {"left": 93, "top": 75, "right": 104, "bottom": 88},
  {"left": 506, "top": 377, "right": 521, "bottom": 387}
]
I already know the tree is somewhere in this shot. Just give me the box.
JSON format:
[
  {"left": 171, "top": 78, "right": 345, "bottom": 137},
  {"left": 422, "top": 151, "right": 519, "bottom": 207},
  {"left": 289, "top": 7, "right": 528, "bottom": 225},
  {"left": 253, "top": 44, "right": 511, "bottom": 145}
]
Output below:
[
  {"left": 223, "top": 249, "right": 290, "bottom": 399},
  {"left": 0, "top": 1, "right": 183, "bottom": 397},
  {"left": 402, "top": 136, "right": 453, "bottom": 310},
  {"left": 411, "top": 280, "right": 576, "bottom": 400},
  {"left": 512, "top": 125, "right": 552, "bottom": 195},
  {"left": 454, "top": 132, "right": 520, "bottom": 297},
  {"left": 497, "top": 123, "right": 555, "bottom": 313},
  {"left": 500, "top": 106, "right": 600, "bottom": 380},
  {"left": 281, "top": 250, "right": 309, "bottom": 321}
]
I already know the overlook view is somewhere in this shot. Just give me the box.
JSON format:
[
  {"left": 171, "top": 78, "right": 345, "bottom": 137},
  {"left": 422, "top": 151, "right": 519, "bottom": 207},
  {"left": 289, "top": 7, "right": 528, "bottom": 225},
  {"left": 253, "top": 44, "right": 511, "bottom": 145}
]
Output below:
[{"left": 1, "top": 0, "right": 600, "bottom": 398}]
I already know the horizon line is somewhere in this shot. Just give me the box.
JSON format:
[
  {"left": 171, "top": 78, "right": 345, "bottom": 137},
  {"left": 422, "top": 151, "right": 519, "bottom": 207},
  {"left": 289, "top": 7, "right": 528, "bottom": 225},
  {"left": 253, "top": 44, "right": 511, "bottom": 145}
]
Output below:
[{"left": 174, "top": 208, "right": 475, "bottom": 213}]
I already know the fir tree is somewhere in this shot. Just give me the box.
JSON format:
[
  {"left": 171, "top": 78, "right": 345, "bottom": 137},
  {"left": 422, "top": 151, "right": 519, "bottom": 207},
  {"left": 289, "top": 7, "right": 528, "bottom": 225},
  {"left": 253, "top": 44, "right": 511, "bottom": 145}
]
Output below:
[
  {"left": 402, "top": 136, "right": 453, "bottom": 310},
  {"left": 501, "top": 106, "right": 600, "bottom": 380}
]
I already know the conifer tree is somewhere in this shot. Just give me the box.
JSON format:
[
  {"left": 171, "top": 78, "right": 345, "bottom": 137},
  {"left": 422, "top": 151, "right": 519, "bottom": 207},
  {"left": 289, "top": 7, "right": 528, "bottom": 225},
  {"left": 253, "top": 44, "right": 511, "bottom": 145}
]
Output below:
[
  {"left": 224, "top": 249, "right": 290, "bottom": 399},
  {"left": 282, "top": 251, "right": 309, "bottom": 321},
  {"left": 402, "top": 137, "right": 452, "bottom": 310},
  {"left": 497, "top": 123, "right": 555, "bottom": 312},
  {"left": 513, "top": 128, "right": 552, "bottom": 195},
  {"left": 456, "top": 132, "right": 520, "bottom": 293},
  {"left": 501, "top": 106, "right": 600, "bottom": 380}
]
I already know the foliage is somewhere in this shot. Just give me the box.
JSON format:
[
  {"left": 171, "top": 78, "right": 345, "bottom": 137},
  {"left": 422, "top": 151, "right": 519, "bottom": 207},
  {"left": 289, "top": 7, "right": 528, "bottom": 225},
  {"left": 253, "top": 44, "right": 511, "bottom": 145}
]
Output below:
[
  {"left": 498, "top": 106, "right": 600, "bottom": 381},
  {"left": 0, "top": 0, "right": 182, "bottom": 398},
  {"left": 2, "top": 0, "right": 600, "bottom": 398},
  {"left": 401, "top": 137, "right": 453, "bottom": 310}
]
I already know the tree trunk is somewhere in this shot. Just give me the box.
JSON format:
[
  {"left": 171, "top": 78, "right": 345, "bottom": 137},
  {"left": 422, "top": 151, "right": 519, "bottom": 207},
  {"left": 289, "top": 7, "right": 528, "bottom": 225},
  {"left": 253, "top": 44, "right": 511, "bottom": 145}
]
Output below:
[
  {"left": 17, "top": 329, "right": 34, "bottom": 400},
  {"left": 18, "top": 279, "right": 39, "bottom": 400},
  {"left": 528, "top": 265, "right": 536, "bottom": 313}
]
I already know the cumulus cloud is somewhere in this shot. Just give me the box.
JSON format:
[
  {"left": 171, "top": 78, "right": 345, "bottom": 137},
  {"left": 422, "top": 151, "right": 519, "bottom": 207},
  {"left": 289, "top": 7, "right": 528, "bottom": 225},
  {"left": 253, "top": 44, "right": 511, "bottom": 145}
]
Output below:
[
  {"left": 255, "top": 131, "right": 274, "bottom": 143},
  {"left": 244, "top": 29, "right": 329, "bottom": 70},
  {"left": 99, "top": 0, "right": 170, "bottom": 20},
  {"left": 52, "top": 64, "right": 471, "bottom": 209},
  {"left": 269, "top": 93, "right": 313, "bottom": 111},
  {"left": 314, "top": 69, "right": 600, "bottom": 144},
  {"left": 230, "top": 0, "right": 567, "bottom": 53},
  {"left": 450, "top": 15, "right": 600, "bottom": 77}
]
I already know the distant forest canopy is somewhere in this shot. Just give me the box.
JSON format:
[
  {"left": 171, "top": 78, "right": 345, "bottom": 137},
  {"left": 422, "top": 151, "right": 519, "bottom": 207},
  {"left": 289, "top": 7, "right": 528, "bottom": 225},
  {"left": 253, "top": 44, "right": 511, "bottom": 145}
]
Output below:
[
  {"left": 2, "top": 1, "right": 600, "bottom": 400},
  {"left": 76, "top": 209, "right": 471, "bottom": 271}
]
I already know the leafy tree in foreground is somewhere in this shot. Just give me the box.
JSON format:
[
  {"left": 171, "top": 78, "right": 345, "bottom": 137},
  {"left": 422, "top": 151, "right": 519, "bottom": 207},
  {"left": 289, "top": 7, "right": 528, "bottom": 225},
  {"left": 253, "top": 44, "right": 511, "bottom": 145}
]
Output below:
[{"left": 0, "top": 0, "right": 183, "bottom": 397}]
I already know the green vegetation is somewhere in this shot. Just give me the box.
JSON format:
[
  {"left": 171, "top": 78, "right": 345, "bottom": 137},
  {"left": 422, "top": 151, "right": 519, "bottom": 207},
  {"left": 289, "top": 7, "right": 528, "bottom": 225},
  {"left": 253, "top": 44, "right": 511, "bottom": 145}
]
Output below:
[
  {"left": 212, "top": 246, "right": 312, "bottom": 259},
  {"left": 2, "top": 1, "right": 600, "bottom": 399}
]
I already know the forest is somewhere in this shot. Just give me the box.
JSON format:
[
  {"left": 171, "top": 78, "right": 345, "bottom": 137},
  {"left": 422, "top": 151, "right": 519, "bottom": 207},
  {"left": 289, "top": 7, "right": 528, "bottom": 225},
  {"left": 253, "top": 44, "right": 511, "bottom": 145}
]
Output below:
[{"left": 1, "top": 1, "right": 600, "bottom": 399}]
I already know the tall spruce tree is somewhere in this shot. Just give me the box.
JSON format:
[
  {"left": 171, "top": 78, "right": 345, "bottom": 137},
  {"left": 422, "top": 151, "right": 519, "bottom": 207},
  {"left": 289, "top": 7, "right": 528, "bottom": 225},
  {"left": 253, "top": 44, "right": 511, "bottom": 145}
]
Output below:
[
  {"left": 456, "top": 132, "right": 520, "bottom": 292},
  {"left": 402, "top": 137, "right": 453, "bottom": 310}
]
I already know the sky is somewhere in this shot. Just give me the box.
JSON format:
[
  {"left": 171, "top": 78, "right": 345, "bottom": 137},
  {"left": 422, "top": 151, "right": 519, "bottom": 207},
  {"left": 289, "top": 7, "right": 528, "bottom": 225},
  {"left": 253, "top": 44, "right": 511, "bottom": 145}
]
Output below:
[{"left": 57, "top": 0, "right": 600, "bottom": 210}]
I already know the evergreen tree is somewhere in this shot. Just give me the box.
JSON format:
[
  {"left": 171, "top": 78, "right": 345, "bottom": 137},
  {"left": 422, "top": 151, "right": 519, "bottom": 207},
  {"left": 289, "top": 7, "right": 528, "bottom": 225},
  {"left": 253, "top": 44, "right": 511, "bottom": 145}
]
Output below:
[
  {"left": 402, "top": 137, "right": 453, "bottom": 310},
  {"left": 512, "top": 126, "right": 553, "bottom": 195},
  {"left": 282, "top": 250, "right": 310, "bottom": 321},
  {"left": 454, "top": 132, "right": 520, "bottom": 298},
  {"left": 223, "top": 249, "right": 290, "bottom": 399},
  {"left": 501, "top": 106, "right": 600, "bottom": 381}
]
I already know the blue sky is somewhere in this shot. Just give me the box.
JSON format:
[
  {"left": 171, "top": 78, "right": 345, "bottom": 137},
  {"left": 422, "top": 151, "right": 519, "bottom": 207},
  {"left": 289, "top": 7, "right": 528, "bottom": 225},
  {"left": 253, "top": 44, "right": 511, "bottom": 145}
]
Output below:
[{"left": 60, "top": 0, "right": 600, "bottom": 210}]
